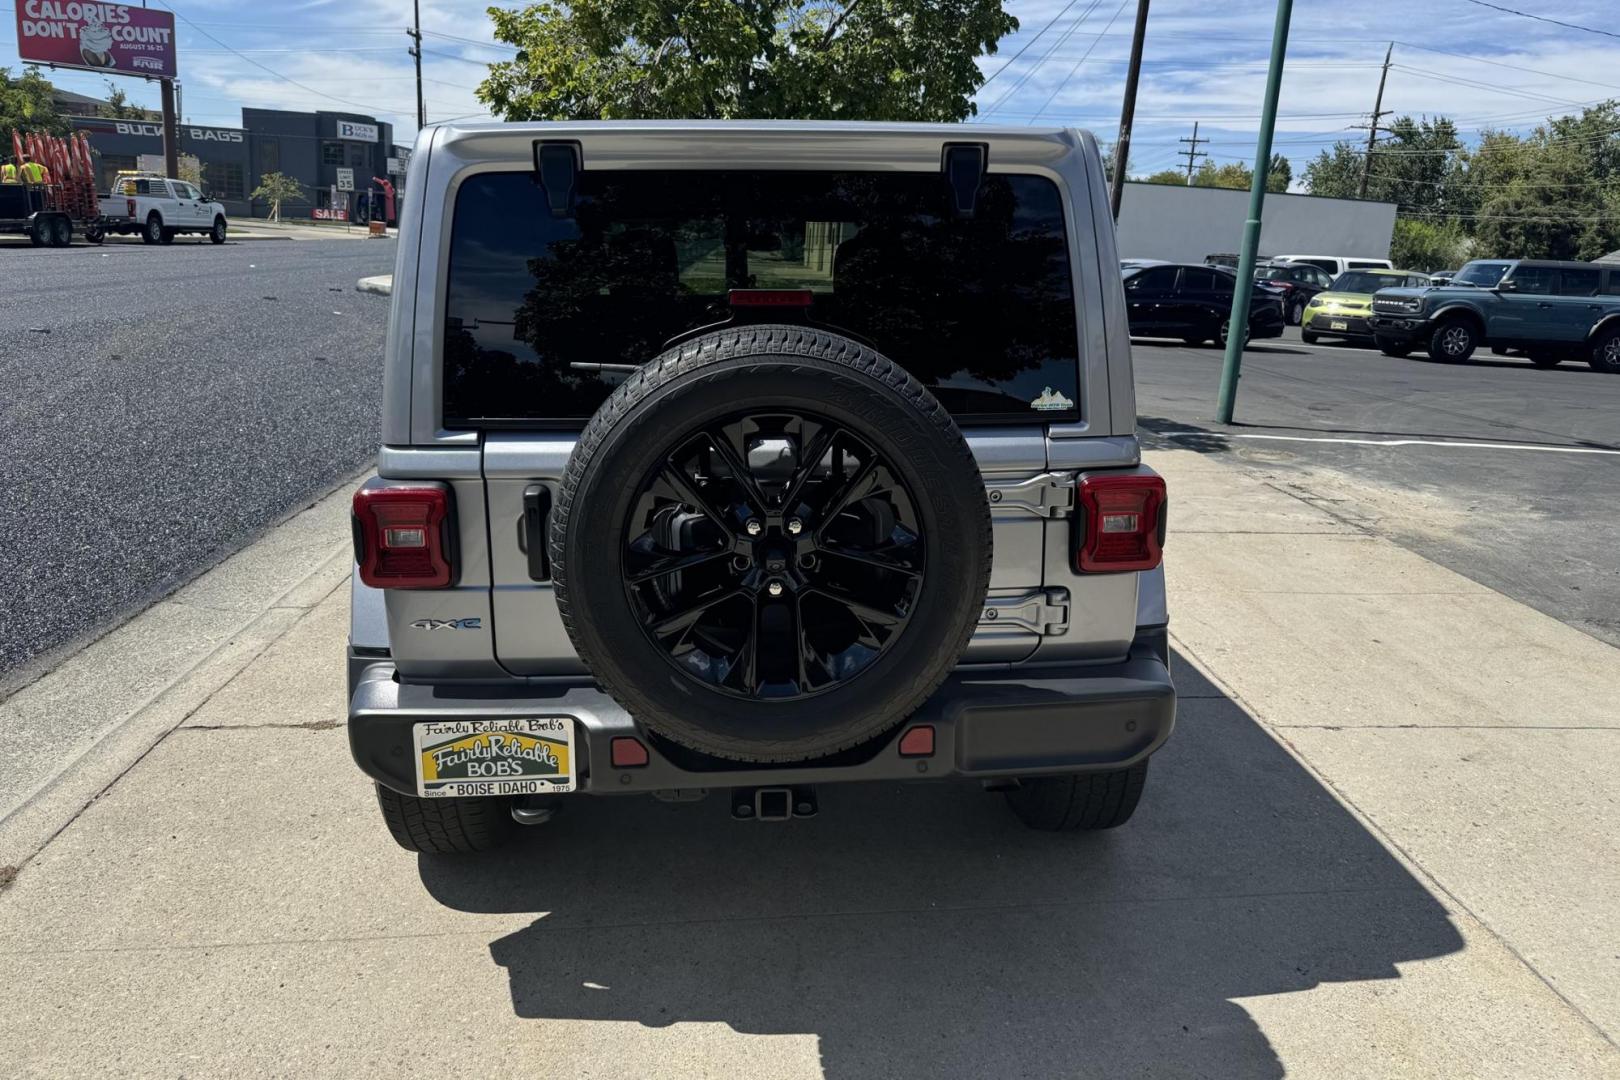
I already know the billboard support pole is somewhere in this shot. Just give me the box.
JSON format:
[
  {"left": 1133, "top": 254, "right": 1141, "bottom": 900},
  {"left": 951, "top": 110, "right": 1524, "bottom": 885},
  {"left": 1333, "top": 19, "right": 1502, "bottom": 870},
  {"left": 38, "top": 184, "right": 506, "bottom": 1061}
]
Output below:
[
  {"left": 1215, "top": 0, "right": 1291, "bottom": 425},
  {"left": 159, "top": 78, "right": 179, "bottom": 180}
]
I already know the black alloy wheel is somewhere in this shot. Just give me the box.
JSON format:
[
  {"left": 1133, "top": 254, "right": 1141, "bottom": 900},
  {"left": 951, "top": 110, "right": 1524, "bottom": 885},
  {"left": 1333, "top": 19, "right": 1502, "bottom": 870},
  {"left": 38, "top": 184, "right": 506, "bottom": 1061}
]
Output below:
[{"left": 622, "top": 411, "right": 923, "bottom": 702}]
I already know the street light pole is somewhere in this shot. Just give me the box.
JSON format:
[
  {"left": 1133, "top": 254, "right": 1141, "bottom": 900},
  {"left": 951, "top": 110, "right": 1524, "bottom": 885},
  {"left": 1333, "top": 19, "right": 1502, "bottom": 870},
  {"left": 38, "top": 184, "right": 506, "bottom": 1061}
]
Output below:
[
  {"left": 1108, "top": 0, "right": 1150, "bottom": 221},
  {"left": 1214, "top": 0, "right": 1292, "bottom": 425}
]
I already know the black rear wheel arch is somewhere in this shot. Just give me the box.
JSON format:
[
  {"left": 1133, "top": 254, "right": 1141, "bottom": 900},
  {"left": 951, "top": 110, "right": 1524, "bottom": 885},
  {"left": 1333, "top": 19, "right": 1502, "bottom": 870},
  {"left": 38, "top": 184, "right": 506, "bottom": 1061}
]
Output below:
[{"left": 550, "top": 325, "right": 993, "bottom": 763}]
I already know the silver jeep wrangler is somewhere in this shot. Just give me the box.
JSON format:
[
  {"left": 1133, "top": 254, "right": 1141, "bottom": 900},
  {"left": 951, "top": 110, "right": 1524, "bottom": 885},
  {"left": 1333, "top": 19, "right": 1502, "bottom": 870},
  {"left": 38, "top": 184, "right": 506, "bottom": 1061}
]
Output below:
[{"left": 347, "top": 121, "right": 1174, "bottom": 852}]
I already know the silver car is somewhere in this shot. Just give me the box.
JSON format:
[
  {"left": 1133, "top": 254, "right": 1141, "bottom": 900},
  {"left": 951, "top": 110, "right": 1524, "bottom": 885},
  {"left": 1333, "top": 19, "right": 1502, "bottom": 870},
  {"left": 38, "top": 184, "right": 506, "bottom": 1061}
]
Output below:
[{"left": 347, "top": 121, "right": 1176, "bottom": 852}]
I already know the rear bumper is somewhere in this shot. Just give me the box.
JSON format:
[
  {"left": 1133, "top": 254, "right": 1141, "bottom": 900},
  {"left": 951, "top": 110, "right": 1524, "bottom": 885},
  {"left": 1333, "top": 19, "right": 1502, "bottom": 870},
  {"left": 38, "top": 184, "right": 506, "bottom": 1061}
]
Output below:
[{"left": 348, "top": 636, "right": 1176, "bottom": 797}]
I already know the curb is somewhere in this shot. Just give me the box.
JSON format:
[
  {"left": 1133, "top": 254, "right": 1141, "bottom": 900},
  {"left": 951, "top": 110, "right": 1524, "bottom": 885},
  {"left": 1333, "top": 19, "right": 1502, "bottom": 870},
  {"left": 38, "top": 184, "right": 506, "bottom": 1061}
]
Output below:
[
  {"left": 356, "top": 274, "right": 393, "bottom": 296},
  {"left": 0, "top": 474, "right": 366, "bottom": 876}
]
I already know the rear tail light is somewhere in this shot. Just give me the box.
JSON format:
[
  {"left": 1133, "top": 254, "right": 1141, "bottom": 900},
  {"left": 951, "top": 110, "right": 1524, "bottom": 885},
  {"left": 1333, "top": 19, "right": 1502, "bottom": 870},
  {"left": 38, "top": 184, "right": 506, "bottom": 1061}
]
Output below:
[
  {"left": 1075, "top": 473, "right": 1166, "bottom": 573},
  {"left": 352, "top": 485, "right": 455, "bottom": 588}
]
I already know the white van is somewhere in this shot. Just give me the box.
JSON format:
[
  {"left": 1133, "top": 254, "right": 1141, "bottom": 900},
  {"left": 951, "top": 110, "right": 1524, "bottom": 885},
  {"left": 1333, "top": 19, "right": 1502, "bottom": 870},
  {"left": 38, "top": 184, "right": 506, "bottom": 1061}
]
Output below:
[{"left": 1273, "top": 254, "right": 1394, "bottom": 277}]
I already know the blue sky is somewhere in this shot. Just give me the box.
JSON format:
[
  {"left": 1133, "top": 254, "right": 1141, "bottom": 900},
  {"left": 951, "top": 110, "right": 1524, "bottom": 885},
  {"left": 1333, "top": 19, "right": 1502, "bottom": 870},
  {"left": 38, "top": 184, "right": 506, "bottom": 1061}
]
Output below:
[{"left": 7, "top": 0, "right": 1619, "bottom": 179}]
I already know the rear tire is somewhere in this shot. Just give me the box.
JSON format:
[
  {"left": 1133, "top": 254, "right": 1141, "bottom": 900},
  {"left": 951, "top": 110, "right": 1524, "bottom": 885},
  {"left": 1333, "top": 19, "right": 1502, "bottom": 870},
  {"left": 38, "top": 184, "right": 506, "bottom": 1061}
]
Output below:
[
  {"left": 51, "top": 216, "right": 72, "bottom": 247},
  {"left": 143, "top": 213, "right": 163, "bottom": 244},
  {"left": 1005, "top": 760, "right": 1151, "bottom": 832},
  {"left": 375, "top": 784, "right": 515, "bottom": 853},
  {"left": 28, "top": 218, "right": 46, "bottom": 246},
  {"left": 1216, "top": 319, "right": 1249, "bottom": 350},
  {"left": 1287, "top": 297, "right": 1306, "bottom": 326},
  {"left": 1590, "top": 326, "right": 1620, "bottom": 374}
]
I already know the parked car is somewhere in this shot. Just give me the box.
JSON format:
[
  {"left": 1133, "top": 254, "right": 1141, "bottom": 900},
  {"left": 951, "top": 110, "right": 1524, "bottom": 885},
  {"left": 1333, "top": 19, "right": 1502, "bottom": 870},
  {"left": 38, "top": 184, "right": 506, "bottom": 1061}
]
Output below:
[
  {"left": 1273, "top": 254, "right": 1395, "bottom": 277},
  {"left": 1123, "top": 262, "right": 1286, "bottom": 346},
  {"left": 347, "top": 122, "right": 1177, "bottom": 853},
  {"left": 1254, "top": 260, "right": 1336, "bottom": 325},
  {"left": 1203, "top": 252, "right": 1273, "bottom": 270},
  {"left": 96, "top": 172, "right": 228, "bottom": 244},
  {"left": 1300, "top": 269, "right": 1432, "bottom": 345},
  {"left": 1370, "top": 258, "right": 1620, "bottom": 370}
]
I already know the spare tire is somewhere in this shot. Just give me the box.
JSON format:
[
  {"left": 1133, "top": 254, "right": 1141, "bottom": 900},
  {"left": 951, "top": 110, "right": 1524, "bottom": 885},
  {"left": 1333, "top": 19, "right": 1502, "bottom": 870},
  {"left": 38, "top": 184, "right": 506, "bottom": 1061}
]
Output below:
[{"left": 550, "top": 324, "right": 992, "bottom": 763}]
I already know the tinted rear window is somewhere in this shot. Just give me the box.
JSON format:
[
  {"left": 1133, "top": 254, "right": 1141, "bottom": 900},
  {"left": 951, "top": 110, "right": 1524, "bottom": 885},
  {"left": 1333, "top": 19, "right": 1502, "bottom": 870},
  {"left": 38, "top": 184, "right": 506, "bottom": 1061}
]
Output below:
[{"left": 442, "top": 170, "right": 1079, "bottom": 427}]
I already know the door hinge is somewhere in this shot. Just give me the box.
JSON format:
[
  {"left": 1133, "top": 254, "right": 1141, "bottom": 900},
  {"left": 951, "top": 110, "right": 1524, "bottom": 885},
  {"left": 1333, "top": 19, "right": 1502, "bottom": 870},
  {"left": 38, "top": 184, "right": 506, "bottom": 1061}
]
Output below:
[
  {"left": 985, "top": 473, "right": 1075, "bottom": 517},
  {"left": 980, "top": 589, "right": 1070, "bottom": 635}
]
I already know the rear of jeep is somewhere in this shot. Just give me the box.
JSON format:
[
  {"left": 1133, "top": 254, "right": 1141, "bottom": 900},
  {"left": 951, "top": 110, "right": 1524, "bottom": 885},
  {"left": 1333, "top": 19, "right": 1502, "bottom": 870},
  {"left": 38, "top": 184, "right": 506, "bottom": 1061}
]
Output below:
[{"left": 347, "top": 121, "right": 1174, "bottom": 853}]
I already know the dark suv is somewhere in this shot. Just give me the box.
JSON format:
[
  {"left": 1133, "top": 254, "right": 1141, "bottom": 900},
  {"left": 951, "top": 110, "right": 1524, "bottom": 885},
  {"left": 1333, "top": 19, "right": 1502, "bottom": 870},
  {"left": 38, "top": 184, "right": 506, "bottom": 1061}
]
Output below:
[
  {"left": 1254, "top": 260, "right": 1334, "bottom": 325},
  {"left": 346, "top": 122, "right": 1176, "bottom": 853},
  {"left": 1371, "top": 259, "right": 1620, "bottom": 371}
]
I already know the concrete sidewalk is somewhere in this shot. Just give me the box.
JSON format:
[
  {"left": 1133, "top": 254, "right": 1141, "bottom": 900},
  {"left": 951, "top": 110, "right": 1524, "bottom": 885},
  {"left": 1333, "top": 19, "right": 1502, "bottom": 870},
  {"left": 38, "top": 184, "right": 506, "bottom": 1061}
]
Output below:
[{"left": 0, "top": 449, "right": 1615, "bottom": 1078}]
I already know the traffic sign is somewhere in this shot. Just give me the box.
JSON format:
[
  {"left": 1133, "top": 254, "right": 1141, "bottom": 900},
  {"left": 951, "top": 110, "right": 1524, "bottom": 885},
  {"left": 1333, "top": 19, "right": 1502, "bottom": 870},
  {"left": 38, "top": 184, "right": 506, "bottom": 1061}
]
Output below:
[{"left": 336, "top": 168, "right": 354, "bottom": 192}]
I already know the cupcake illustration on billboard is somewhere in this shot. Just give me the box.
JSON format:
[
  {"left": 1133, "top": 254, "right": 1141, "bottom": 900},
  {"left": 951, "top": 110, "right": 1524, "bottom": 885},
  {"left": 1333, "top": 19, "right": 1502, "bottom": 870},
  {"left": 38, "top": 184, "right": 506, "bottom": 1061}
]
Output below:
[{"left": 78, "top": 12, "right": 116, "bottom": 68}]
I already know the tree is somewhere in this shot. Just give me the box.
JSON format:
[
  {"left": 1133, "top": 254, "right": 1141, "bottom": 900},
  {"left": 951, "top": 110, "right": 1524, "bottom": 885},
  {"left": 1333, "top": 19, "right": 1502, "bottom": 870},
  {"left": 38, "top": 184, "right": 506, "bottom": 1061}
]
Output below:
[
  {"left": 1388, "top": 217, "right": 1467, "bottom": 271},
  {"left": 98, "top": 82, "right": 154, "bottom": 120},
  {"left": 1140, "top": 168, "right": 1188, "bottom": 186},
  {"left": 1188, "top": 155, "right": 1291, "bottom": 193},
  {"left": 477, "top": 0, "right": 1018, "bottom": 122},
  {"left": 251, "top": 172, "right": 303, "bottom": 222},
  {"left": 1303, "top": 116, "right": 1465, "bottom": 215},
  {"left": 0, "top": 66, "right": 68, "bottom": 136}
]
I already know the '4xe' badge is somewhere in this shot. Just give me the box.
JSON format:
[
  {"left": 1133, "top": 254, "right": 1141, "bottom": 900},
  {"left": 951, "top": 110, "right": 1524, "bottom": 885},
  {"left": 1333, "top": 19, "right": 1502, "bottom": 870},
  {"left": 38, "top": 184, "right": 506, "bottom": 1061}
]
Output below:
[{"left": 411, "top": 618, "right": 482, "bottom": 631}]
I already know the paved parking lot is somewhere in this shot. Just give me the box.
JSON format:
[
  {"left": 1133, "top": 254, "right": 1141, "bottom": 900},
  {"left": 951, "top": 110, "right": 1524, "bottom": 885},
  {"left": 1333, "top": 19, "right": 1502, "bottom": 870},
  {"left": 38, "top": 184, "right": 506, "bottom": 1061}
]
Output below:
[{"left": 1133, "top": 327, "right": 1620, "bottom": 646}]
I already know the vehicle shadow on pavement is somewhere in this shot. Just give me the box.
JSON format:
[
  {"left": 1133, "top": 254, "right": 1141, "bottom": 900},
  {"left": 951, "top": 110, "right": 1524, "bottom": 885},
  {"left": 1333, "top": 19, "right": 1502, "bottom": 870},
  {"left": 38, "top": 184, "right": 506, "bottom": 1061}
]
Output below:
[{"left": 420, "top": 653, "right": 1463, "bottom": 1079}]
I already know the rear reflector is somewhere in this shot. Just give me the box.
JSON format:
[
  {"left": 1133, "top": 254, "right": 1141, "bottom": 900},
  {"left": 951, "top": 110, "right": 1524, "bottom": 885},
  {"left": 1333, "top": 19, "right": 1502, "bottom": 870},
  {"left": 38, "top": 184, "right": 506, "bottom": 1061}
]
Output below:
[
  {"left": 352, "top": 485, "right": 454, "bottom": 589},
  {"left": 610, "top": 737, "right": 649, "bottom": 768},
  {"left": 898, "top": 725, "right": 935, "bottom": 757},
  {"left": 728, "top": 288, "right": 814, "bottom": 308},
  {"left": 1076, "top": 473, "right": 1166, "bottom": 573}
]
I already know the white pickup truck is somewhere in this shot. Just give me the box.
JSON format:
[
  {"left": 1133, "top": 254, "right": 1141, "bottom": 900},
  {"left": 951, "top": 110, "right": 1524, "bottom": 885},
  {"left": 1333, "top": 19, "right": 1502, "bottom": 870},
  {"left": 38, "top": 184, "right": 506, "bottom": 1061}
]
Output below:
[{"left": 94, "top": 174, "right": 228, "bottom": 245}]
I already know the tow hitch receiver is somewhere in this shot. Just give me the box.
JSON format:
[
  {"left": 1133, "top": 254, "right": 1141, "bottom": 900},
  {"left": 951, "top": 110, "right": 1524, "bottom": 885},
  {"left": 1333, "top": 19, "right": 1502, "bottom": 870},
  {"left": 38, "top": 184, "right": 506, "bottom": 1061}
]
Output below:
[{"left": 733, "top": 786, "right": 818, "bottom": 821}]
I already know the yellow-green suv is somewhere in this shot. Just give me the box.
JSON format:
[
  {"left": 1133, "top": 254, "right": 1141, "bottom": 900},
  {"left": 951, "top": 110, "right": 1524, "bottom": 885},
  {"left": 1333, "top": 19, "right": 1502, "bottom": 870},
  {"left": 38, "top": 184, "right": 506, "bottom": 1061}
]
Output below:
[{"left": 1300, "top": 269, "right": 1432, "bottom": 345}]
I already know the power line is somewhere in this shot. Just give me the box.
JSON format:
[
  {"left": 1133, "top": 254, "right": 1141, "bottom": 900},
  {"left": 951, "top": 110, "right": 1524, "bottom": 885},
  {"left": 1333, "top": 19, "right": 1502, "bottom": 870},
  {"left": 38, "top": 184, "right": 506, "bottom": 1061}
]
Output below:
[
  {"left": 977, "top": 0, "right": 1092, "bottom": 94},
  {"left": 1028, "top": 0, "right": 1130, "bottom": 124},
  {"left": 981, "top": 0, "right": 1107, "bottom": 117},
  {"left": 1456, "top": 0, "right": 1620, "bottom": 39}
]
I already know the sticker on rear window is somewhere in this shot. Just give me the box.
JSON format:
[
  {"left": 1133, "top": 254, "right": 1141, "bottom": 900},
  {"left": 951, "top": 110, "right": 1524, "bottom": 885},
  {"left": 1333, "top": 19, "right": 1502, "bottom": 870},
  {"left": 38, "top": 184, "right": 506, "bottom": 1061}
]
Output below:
[{"left": 1030, "top": 387, "right": 1074, "bottom": 411}]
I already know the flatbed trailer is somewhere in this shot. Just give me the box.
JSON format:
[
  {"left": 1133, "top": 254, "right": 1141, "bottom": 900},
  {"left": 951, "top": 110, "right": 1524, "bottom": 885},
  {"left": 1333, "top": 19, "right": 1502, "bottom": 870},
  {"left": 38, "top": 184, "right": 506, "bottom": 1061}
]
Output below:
[{"left": 0, "top": 129, "right": 117, "bottom": 246}]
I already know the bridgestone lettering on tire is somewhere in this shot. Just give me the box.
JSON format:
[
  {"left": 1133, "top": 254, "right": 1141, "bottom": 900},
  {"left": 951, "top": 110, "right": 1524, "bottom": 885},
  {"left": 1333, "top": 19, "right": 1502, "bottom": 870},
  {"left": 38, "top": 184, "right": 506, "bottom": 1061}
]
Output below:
[{"left": 550, "top": 324, "right": 993, "bottom": 763}]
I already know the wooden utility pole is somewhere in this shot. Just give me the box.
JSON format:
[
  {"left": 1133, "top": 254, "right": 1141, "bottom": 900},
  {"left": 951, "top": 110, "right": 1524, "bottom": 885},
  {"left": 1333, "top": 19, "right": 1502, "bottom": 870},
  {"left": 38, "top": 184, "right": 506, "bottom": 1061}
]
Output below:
[
  {"left": 408, "top": 0, "right": 426, "bottom": 130},
  {"left": 1357, "top": 43, "right": 1393, "bottom": 199},
  {"left": 159, "top": 78, "right": 179, "bottom": 179},
  {"left": 1178, "top": 121, "right": 1207, "bottom": 184},
  {"left": 1109, "top": 0, "right": 1150, "bottom": 221}
]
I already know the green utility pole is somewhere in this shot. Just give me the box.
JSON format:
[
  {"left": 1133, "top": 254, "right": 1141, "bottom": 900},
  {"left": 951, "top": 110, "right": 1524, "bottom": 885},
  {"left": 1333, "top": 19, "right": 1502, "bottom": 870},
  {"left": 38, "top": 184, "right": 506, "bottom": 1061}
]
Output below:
[{"left": 1215, "top": 0, "right": 1293, "bottom": 425}]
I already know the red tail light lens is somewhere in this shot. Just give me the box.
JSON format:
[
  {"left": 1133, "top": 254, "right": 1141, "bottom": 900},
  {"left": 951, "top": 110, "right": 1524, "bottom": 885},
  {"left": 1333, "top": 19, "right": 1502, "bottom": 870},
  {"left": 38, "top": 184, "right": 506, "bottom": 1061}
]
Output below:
[
  {"left": 352, "top": 485, "right": 455, "bottom": 588},
  {"left": 1075, "top": 473, "right": 1166, "bottom": 573}
]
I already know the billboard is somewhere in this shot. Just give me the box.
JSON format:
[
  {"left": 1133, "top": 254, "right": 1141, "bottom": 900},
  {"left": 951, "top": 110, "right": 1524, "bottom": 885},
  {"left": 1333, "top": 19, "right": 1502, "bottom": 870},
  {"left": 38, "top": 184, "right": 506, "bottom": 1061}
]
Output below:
[{"left": 15, "top": 2, "right": 177, "bottom": 79}]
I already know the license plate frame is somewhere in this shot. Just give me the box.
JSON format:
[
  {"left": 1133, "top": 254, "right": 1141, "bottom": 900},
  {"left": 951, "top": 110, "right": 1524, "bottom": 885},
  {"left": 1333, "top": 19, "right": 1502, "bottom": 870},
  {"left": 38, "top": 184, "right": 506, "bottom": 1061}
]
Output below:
[
  {"left": 413, "top": 717, "right": 576, "bottom": 798},
  {"left": 1329, "top": 319, "right": 1349, "bottom": 331}
]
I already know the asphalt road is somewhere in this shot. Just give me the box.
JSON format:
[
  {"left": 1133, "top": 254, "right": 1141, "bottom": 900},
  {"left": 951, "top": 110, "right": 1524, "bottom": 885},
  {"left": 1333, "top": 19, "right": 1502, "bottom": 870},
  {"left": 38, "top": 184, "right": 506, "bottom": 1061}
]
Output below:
[
  {"left": 0, "top": 237, "right": 395, "bottom": 688},
  {"left": 1133, "top": 327, "right": 1620, "bottom": 646}
]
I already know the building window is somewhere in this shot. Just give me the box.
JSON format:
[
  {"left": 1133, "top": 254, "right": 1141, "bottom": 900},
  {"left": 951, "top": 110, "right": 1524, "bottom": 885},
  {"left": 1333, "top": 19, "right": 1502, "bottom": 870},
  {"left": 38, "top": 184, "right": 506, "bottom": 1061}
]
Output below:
[
  {"left": 348, "top": 142, "right": 370, "bottom": 169},
  {"left": 259, "top": 138, "right": 280, "bottom": 176},
  {"left": 322, "top": 141, "right": 345, "bottom": 166},
  {"left": 205, "top": 161, "right": 245, "bottom": 201}
]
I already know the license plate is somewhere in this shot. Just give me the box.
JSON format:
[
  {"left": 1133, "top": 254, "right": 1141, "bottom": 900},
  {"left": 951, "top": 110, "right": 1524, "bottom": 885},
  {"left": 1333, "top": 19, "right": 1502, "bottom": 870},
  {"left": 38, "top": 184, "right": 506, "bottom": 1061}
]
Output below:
[
  {"left": 413, "top": 718, "right": 576, "bottom": 798},
  {"left": 1330, "top": 320, "right": 1348, "bottom": 331}
]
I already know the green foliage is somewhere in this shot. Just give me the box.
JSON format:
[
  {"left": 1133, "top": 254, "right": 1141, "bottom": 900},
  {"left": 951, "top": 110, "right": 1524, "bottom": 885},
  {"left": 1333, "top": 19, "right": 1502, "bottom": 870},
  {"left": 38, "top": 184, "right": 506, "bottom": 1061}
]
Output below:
[
  {"left": 0, "top": 67, "right": 68, "bottom": 138},
  {"left": 1388, "top": 217, "right": 1466, "bottom": 271},
  {"left": 98, "top": 82, "right": 153, "bottom": 120},
  {"left": 477, "top": 0, "right": 1018, "bottom": 122},
  {"left": 1184, "top": 154, "right": 1290, "bottom": 193},
  {"left": 1140, "top": 168, "right": 1188, "bottom": 186},
  {"left": 250, "top": 172, "right": 304, "bottom": 222},
  {"left": 1304, "top": 106, "right": 1620, "bottom": 261}
]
